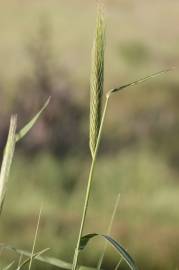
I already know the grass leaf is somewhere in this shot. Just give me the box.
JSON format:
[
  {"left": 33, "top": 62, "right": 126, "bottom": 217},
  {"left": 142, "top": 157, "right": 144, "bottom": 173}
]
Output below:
[
  {"left": 79, "top": 234, "right": 138, "bottom": 270},
  {"left": 0, "top": 115, "right": 17, "bottom": 214},
  {"left": 0, "top": 244, "right": 71, "bottom": 269},
  {"left": 0, "top": 244, "right": 99, "bottom": 270},
  {"left": 16, "top": 97, "right": 50, "bottom": 143},
  {"left": 0, "top": 244, "right": 72, "bottom": 269},
  {"left": 108, "top": 69, "right": 173, "bottom": 96},
  {"left": 16, "top": 248, "right": 49, "bottom": 270}
]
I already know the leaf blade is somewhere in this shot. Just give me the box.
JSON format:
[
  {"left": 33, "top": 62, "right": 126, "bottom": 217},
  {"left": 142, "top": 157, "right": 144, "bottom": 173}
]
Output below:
[
  {"left": 16, "top": 248, "right": 49, "bottom": 270},
  {"left": 15, "top": 97, "right": 50, "bottom": 143},
  {"left": 0, "top": 115, "right": 17, "bottom": 214},
  {"left": 103, "top": 235, "right": 138, "bottom": 270},
  {"left": 0, "top": 243, "right": 99, "bottom": 270},
  {"left": 79, "top": 234, "right": 138, "bottom": 270},
  {"left": 109, "top": 68, "right": 173, "bottom": 95}
]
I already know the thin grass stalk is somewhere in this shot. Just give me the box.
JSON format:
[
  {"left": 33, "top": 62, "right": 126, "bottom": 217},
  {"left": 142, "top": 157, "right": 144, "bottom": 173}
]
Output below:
[
  {"left": 97, "top": 193, "right": 120, "bottom": 270},
  {"left": 29, "top": 206, "right": 43, "bottom": 270},
  {"left": 114, "top": 258, "right": 123, "bottom": 270},
  {"left": 2, "top": 261, "right": 15, "bottom": 270},
  {"left": 72, "top": 94, "right": 110, "bottom": 270},
  {"left": 17, "top": 254, "right": 23, "bottom": 269},
  {"left": 16, "top": 248, "right": 49, "bottom": 270}
]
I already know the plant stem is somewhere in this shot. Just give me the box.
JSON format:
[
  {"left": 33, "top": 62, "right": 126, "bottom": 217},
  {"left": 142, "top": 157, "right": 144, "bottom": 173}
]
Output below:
[
  {"left": 97, "top": 193, "right": 120, "bottom": 270},
  {"left": 114, "top": 258, "right": 123, "bottom": 270},
  {"left": 72, "top": 94, "right": 110, "bottom": 270},
  {"left": 29, "top": 205, "right": 43, "bottom": 270}
]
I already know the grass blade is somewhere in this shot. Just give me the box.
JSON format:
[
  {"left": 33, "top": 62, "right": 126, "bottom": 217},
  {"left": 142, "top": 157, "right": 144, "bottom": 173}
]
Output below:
[
  {"left": 16, "top": 97, "right": 50, "bottom": 142},
  {"left": 89, "top": 1, "right": 105, "bottom": 158},
  {"left": 0, "top": 244, "right": 99, "bottom": 270},
  {"left": 2, "top": 261, "right": 15, "bottom": 270},
  {"left": 108, "top": 68, "right": 173, "bottom": 96},
  {"left": 16, "top": 248, "right": 49, "bottom": 270},
  {"left": 79, "top": 234, "right": 138, "bottom": 270},
  {"left": 0, "top": 98, "right": 49, "bottom": 215},
  {"left": 17, "top": 253, "right": 23, "bottom": 269},
  {"left": 0, "top": 115, "right": 17, "bottom": 214},
  {"left": 0, "top": 244, "right": 71, "bottom": 269}
]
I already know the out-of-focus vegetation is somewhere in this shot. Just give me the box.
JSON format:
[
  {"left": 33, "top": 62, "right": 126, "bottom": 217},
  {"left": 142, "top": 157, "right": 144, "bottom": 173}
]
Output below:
[{"left": 0, "top": 0, "right": 179, "bottom": 269}]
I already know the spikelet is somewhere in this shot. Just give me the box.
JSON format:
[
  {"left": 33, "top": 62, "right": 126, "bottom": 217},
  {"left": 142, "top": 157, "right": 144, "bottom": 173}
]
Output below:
[{"left": 89, "top": 1, "right": 105, "bottom": 158}]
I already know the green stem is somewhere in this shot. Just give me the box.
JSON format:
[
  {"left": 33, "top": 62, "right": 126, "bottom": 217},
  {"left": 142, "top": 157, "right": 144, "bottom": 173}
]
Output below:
[
  {"left": 97, "top": 193, "right": 120, "bottom": 270},
  {"left": 114, "top": 258, "right": 123, "bottom": 270},
  {"left": 72, "top": 94, "right": 110, "bottom": 270}
]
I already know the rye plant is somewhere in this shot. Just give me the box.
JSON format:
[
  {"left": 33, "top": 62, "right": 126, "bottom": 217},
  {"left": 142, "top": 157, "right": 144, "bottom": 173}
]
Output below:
[
  {"left": 0, "top": 1, "right": 172, "bottom": 270},
  {"left": 71, "top": 3, "right": 171, "bottom": 270}
]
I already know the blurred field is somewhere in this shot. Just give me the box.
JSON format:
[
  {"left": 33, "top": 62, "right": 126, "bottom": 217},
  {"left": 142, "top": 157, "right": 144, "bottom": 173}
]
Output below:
[{"left": 0, "top": 0, "right": 179, "bottom": 270}]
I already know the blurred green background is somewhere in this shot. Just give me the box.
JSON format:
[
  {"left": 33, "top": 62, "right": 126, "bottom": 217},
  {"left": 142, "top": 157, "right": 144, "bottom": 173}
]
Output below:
[{"left": 0, "top": 0, "right": 179, "bottom": 269}]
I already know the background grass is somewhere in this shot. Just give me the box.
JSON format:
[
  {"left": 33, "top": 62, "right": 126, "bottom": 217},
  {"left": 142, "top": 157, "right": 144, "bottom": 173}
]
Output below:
[{"left": 0, "top": 0, "right": 179, "bottom": 269}]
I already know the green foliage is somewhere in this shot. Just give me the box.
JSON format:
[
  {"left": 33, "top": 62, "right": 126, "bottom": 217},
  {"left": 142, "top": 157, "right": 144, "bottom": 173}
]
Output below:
[
  {"left": 109, "top": 69, "right": 173, "bottom": 95},
  {"left": 0, "top": 1, "right": 176, "bottom": 270},
  {"left": 0, "top": 244, "right": 97, "bottom": 270},
  {"left": 16, "top": 97, "right": 50, "bottom": 143},
  {"left": 0, "top": 99, "right": 50, "bottom": 216},
  {"left": 0, "top": 116, "right": 17, "bottom": 214},
  {"left": 1, "top": 149, "right": 179, "bottom": 269},
  {"left": 16, "top": 248, "right": 49, "bottom": 270},
  {"left": 79, "top": 234, "right": 138, "bottom": 270}
]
